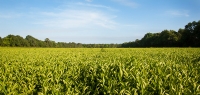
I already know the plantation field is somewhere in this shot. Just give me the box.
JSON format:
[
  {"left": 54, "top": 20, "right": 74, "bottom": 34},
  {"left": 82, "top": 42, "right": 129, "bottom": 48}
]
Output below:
[{"left": 0, "top": 48, "right": 200, "bottom": 95}]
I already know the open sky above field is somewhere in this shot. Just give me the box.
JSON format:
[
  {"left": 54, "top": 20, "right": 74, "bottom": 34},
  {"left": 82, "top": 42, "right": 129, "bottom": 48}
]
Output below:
[{"left": 0, "top": 0, "right": 200, "bottom": 43}]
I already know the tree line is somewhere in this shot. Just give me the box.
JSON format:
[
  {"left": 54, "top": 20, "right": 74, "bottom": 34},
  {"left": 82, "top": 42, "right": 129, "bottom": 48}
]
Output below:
[
  {"left": 122, "top": 20, "right": 200, "bottom": 47},
  {"left": 0, "top": 20, "right": 199, "bottom": 48},
  {"left": 0, "top": 35, "right": 120, "bottom": 48}
]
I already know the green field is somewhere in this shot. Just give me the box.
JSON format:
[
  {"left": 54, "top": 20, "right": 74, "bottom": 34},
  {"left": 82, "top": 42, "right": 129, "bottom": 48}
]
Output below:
[{"left": 0, "top": 48, "right": 200, "bottom": 95}]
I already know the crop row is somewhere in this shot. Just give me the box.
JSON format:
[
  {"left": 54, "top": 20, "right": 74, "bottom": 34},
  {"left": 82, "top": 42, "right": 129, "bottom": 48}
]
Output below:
[{"left": 0, "top": 48, "right": 199, "bottom": 94}]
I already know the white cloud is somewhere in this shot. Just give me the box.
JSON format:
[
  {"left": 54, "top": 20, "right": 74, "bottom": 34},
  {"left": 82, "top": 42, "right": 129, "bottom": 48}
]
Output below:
[
  {"left": 166, "top": 10, "right": 189, "bottom": 17},
  {"left": 35, "top": 9, "right": 117, "bottom": 30},
  {"left": 30, "top": 2, "right": 119, "bottom": 30},
  {"left": 40, "top": 2, "right": 120, "bottom": 30},
  {"left": 76, "top": 2, "right": 118, "bottom": 11},
  {"left": 112, "top": 0, "right": 138, "bottom": 8},
  {"left": 27, "top": 1, "right": 138, "bottom": 38}
]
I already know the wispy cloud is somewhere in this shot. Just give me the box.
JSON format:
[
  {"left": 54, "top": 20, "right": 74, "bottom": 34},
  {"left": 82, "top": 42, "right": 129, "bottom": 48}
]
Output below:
[
  {"left": 166, "top": 10, "right": 189, "bottom": 17},
  {"left": 112, "top": 0, "right": 138, "bottom": 8},
  {"left": 76, "top": 2, "right": 118, "bottom": 11},
  {"left": 33, "top": 3, "right": 118, "bottom": 30},
  {"left": 29, "top": 2, "right": 140, "bottom": 35}
]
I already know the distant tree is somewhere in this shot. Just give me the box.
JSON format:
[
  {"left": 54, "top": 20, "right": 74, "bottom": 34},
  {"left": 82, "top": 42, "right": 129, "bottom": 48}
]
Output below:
[
  {"left": 1, "top": 35, "right": 29, "bottom": 47},
  {"left": 140, "top": 33, "right": 162, "bottom": 47},
  {"left": 76, "top": 43, "right": 82, "bottom": 48},
  {"left": 25, "top": 35, "right": 40, "bottom": 47},
  {"left": 181, "top": 20, "right": 200, "bottom": 47},
  {"left": 0, "top": 37, "right": 2, "bottom": 46},
  {"left": 23, "top": 39, "right": 30, "bottom": 47},
  {"left": 151, "top": 33, "right": 161, "bottom": 47},
  {"left": 44, "top": 38, "right": 56, "bottom": 47},
  {"left": 2, "top": 36, "right": 10, "bottom": 46},
  {"left": 6, "top": 35, "right": 16, "bottom": 47},
  {"left": 159, "top": 30, "right": 179, "bottom": 47},
  {"left": 177, "top": 28, "right": 185, "bottom": 46},
  {"left": 14, "top": 35, "right": 28, "bottom": 47},
  {"left": 45, "top": 38, "right": 51, "bottom": 47},
  {"left": 140, "top": 33, "right": 154, "bottom": 47},
  {"left": 134, "top": 39, "right": 141, "bottom": 47}
]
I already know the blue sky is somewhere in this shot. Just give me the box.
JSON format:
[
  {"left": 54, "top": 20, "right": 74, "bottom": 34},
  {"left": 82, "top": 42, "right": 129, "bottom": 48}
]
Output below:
[{"left": 0, "top": 0, "right": 200, "bottom": 43}]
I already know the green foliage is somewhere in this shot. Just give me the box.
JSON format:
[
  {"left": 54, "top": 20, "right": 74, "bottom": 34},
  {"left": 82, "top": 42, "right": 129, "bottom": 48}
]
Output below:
[
  {"left": 181, "top": 20, "right": 200, "bottom": 46},
  {"left": 122, "top": 20, "right": 200, "bottom": 47},
  {"left": 0, "top": 35, "right": 120, "bottom": 48},
  {"left": 0, "top": 37, "right": 2, "bottom": 46},
  {"left": 2, "top": 37, "right": 10, "bottom": 46},
  {"left": 0, "top": 48, "right": 199, "bottom": 94}
]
